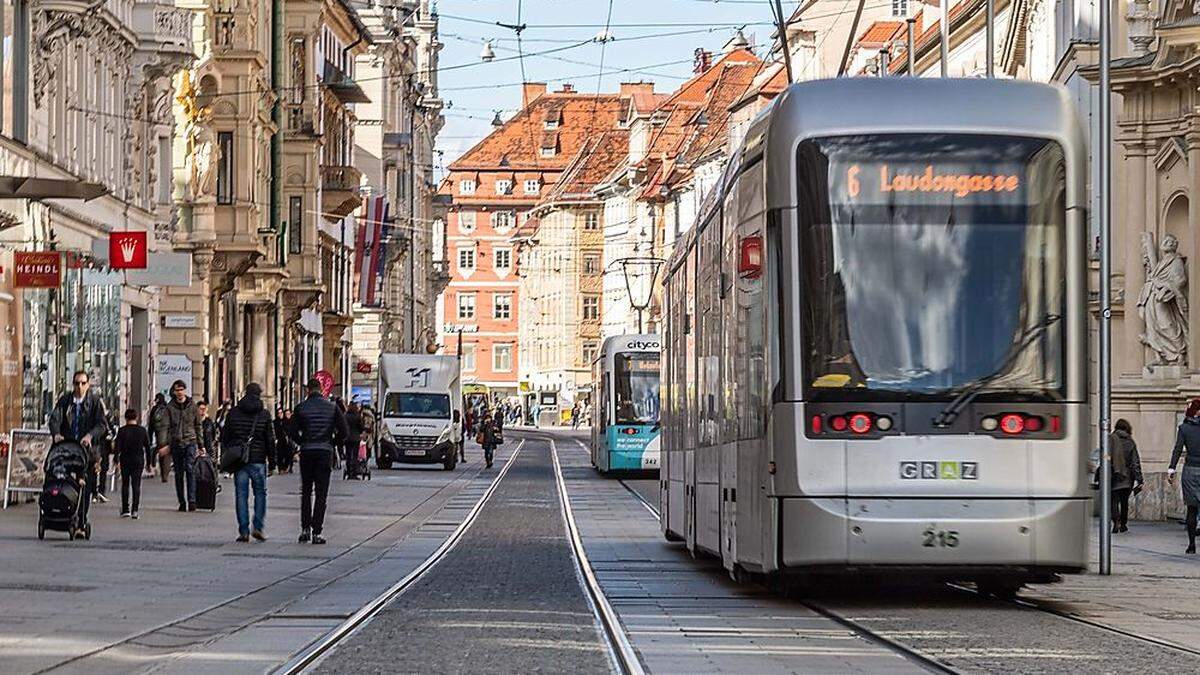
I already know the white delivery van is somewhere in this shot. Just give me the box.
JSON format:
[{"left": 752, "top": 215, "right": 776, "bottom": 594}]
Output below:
[{"left": 377, "top": 354, "right": 461, "bottom": 470}]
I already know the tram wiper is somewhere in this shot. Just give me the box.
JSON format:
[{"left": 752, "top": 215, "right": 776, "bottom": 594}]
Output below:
[{"left": 931, "top": 313, "right": 1062, "bottom": 428}]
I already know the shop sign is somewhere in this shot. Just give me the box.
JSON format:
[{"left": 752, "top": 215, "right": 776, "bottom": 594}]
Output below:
[
  {"left": 355, "top": 361, "right": 373, "bottom": 374},
  {"left": 13, "top": 252, "right": 61, "bottom": 288},
  {"left": 163, "top": 314, "right": 198, "bottom": 329},
  {"left": 155, "top": 354, "right": 193, "bottom": 397},
  {"left": 109, "top": 231, "right": 148, "bottom": 269},
  {"left": 125, "top": 252, "right": 192, "bottom": 287},
  {"left": 82, "top": 268, "right": 123, "bottom": 286},
  {"left": 443, "top": 323, "right": 479, "bottom": 333}
]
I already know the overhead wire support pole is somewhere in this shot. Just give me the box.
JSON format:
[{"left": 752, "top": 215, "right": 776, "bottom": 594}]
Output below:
[
  {"left": 985, "top": 0, "right": 995, "bottom": 77},
  {"left": 1099, "top": 0, "right": 1113, "bottom": 576},
  {"left": 906, "top": 18, "right": 915, "bottom": 75},
  {"left": 771, "top": 0, "right": 794, "bottom": 83},
  {"left": 838, "top": 0, "right": 868, "bottom": 76},
  {"left": 939, "top": 0, "right": 949, "bottom": 76}
]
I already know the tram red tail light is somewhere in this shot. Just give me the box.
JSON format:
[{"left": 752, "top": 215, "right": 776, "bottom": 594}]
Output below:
[
  {"left": 848, "top": 413, "right": 872, "bottom": 434},
  {"left": 1023, "top": 416, "right": 1044, "bottom": 432},
  {"left": 999, "top": 414, "right": 1025, "bottom": 435},
  {"left": 829, "top": 415, "right": 848, "bottom": 432},
  {"left": 810, "top": 415, "right": 822, "bottom": 434},
  {"left": 1050, "top": 415, "right": 1061, "bottom": 433}
]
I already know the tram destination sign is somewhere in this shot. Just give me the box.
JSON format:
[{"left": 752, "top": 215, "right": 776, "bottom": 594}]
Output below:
[{"left": 834, "top": 160, "right": 1030, "bottom": 207}]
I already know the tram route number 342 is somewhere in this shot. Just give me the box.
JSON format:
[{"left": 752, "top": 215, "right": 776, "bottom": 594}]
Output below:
[{"left": 922, "top": 529, "right": 960, "bottom": 548}]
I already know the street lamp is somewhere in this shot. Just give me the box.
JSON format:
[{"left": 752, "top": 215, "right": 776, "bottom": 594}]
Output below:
[
  {"left": 480, "top": 40, "right": 496, "bottom": 62},
  {"left": 614, "top": 256, "right": 665, "bottom": 334}
]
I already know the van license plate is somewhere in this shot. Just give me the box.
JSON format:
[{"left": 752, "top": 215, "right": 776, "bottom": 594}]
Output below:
[{"left": 404, "top": 450, "right": 425, "bottom": 457}]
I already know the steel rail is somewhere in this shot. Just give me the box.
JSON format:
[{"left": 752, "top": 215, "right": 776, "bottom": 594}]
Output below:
[
  {"left": 274, "top": 440, "right": 526, "bottom": 674},
  {"left": 550, "top": 437, "right": 646, "bottom": 675}
]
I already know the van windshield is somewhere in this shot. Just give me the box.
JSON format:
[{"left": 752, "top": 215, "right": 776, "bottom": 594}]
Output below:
[{"left": 384, "top": 393, "right": 451, "bottom": 419}]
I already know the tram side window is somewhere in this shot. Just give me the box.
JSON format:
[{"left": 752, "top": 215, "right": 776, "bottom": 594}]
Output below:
[
  {"left": 698, "top": 213, "right": 722, "bottom": 446},
  {"left": 735, "top": 210, "right": 769, "bottom": 441}
]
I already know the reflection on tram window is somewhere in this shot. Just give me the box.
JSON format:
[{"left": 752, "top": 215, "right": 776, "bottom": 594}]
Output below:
[
  {"left": 384, "top": 392, "right": 451, "bottom": 418},
  {"left": 797, "top": 134, "right": 1066, "bottom": 400},
  {"left": 615, "top": 353, "right": 661, "bottom": 425}
]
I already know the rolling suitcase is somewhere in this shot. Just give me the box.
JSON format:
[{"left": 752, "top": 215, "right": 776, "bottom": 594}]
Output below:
[{"left": 194, "top": 455, "right": 220, "bottom": 511}]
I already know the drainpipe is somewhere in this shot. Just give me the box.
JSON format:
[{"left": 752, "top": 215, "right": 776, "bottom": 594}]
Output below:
[{"left": 271, "top": 0, "right": 284, "bottom": 405}]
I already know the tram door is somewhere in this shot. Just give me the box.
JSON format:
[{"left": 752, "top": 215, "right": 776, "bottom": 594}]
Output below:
[{"left": 684, "top": 248, "right": 698, "bottom": 551}]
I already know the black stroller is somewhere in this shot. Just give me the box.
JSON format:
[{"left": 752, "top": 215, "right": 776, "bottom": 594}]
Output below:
[
  {"left": 38, "top": 441, "right": 92, "bottom": 541},
  {"left": 343, "top": 440, "right": 372, "bottom": 481}
]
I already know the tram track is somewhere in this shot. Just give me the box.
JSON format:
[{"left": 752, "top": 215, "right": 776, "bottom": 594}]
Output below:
[
  {"left": 32, "top": 453, "right": 503, "bottom": 675},
  {"left": 275, "top": 440, "right": 525, "bottom": 674}
]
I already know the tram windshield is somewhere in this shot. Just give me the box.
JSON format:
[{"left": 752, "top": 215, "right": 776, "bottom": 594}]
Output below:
[
  {"left": 383, "top": 392, "right": 451, "bottom": 418},
  {"left": 797, "top": 134, "right": 1066, "bottom": 401},
  {"left": 614, "top": 353, "right": 661, "bottom": 425}
]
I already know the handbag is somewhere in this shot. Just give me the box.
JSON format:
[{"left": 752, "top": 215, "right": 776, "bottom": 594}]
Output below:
[{"left": 219, "top": 414, "right": 259, "bottom": 473}]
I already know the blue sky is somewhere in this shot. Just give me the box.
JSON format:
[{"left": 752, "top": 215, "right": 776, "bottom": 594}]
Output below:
[{"left": 432, "top": 0, "right": 801, "bottom": 171}]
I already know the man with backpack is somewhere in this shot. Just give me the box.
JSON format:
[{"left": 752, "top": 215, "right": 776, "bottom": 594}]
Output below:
[
  {"left": 153, "top": 379, "right": 205, "bottom": 512},
  {"left": 290, "top": 378, "right": 348, "bottom": 545},
  {"left": 221, "top": 383, "right": 275, "bottom": 542}
]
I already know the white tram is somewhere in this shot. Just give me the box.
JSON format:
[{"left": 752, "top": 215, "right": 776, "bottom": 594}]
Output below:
[{"left": 660, "top": 78, "right": 1089, "bottom": 588}]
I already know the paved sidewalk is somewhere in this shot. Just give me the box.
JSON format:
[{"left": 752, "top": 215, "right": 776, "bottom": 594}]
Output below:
[
  {"left": 0, "top": 445, "right": 508, "bottom": 674},
  {"left": 1023, "top": 519, "right": 1200, "bottom": 650}
]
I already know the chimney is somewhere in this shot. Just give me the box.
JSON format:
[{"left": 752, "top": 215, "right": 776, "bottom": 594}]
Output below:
[
  {"left": 522, "top": 82, "right": 547, "bottom": 107},
  {"left": 693, "top": 48, "right": 713, "bottom": 74},
  {"left": 619, "top": 82, "right": 654, "bottom": 98},
  {"left": 557, "top": 83, "right": 575, "bottom": 93}
]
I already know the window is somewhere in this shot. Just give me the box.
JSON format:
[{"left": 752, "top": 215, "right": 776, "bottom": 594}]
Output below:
[
  {"left": 494, "top": 247, "right": 512, "bottom": 272},
  {"left": 891, "top": 0, "right": 907, "bottom": 16},
  {"left": 458, "top": 211, "right": 476, "bottom": 233},
  {"left": 157, "top": 137, "right": 172, "bottom": 204},
  {"left": 493, "top": 293, "right": 512, "bottom": 320},
  {"left": 544, "top": 119, "right": 559, "bottom": 130},
  {"left": 288, "top": 196, "right": 303, "bottom": 254},
  {"left": 457, "top": 247, "right": 476, "bottom": 271},
  {"left": 459, "top": 179, "right": 476, "bottom": 195},
  {"left": 540, "top": 147, "right": 555, "bottom": 158},
  {"left": 1, "top": 0, "right": 31, "bottom": 141},
  {"left": 583, "top": 254, "right": 600, "bottom": 275},
  {"left": 582, "top": 340, "right": 599, "bottom": 364},
  {"left": 216, "top": 131, "right": 234, "bottom": 204},
  {"left": 457, "top": 293, "right": 476, "bottom": 320},
  {"left": 582, "top": 295, "right": 600, "bottom": 321},
  {"left": 492, "top": 211, "right": 515, "bottom": 231},
  {"left": 495, "top": 179, "right": 512, "bottom": 194},
  {"left": 583, "top": 212, "right": 600, "bottom": 230},
  {"left": 493, "top": 343, "right": 513, "bottom": 372},
  {"left": 462, "top": 343, "right": 476, "bottom": 372},
  {"left": 524, "top": 179, "right": 540, "bottom": 195}
]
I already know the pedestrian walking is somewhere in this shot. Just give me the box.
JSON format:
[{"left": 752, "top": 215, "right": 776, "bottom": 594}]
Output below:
[
  {"left": 198, "top": 400, "right": 218, "bottom": 464},
  {"left": 273, "top": 407, "right": 290, "bottom": 474},
  {"left": 1169, "top": 398, "right": 1200, "bottom": 554},
  {"left": 1107, "top": 418, "right": 1143, "bottom": 534},
  {"left": 531, "top": 401, "right": 540, "bottom": 429},
  {"left": 48, "top": 370, "right": 108, "bottom": 535},
  {"left": 571, "top": 402, "right": 581, "bottom": 429},
  {"left": 450, "top": 409, "right": 464, "bottom": 462},
  {"left": 148, "top": 393, "right": 172, "bottom": 482},
  {"left": 477, "top": 413, "right": 500, "bottom": 468},
  {"left": 94, "top": 411, "right": 117, "bottom": 503},
  {"left": 114, "top": 408, "right": 151, "bottom": 519},
  {"left": 345, "top": 402, "right": 365, "bottom": 475},
  {"left": 221, "top": 383, "right": 275, "bottom": 543},
  {"left": 153, "top": 379, "right": 205, "bottom": 512},
  {"left": 290, "top": 378, "right": 348, "bottom": 545}
]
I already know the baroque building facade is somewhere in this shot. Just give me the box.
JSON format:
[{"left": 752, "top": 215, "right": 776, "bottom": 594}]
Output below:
[{"left": 0, "top": 0, "right": 192, "bottom": 441}]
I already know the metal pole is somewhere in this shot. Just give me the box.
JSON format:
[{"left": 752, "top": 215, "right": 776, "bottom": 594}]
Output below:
[
  {"left": 771, "top": 0, "right": 794, "bottom": 83},
  {"left": 939, "top": 0, "right": 949, "bottom": 77},
  {"left": 985, "top": 0, "right": 995, "bottom": 77},
  {"left": 1098, "top": 0, "right": 1113, "bottom": 576},
  {"left": 878, "top": 48, "right": 889, "bottom": 76},
  {"left": 838, "top": 0, "right": 868, "bottom": 76},
  {"left": 906, "top": 18, "right": 915, "bottom": 76}
]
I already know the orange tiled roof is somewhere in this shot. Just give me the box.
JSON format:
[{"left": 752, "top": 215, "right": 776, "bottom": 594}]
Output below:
[
  {"left": 448, "top": 90, "right": 624, "bottom": 171},
  {"left": 857, "top": 20, "right": 904, "bottom": 46},
  {"left": 541, "top": 128, "right": 631, "bottom": 204}
]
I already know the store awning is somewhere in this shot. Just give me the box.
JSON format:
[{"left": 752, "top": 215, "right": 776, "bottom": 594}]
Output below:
[{"left": 0, "top": 176, "right": 108, "bottom": 201}]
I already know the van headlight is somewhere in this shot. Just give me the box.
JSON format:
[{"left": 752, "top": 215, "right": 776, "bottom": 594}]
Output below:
[
  {"left": 381, "top": 426, "right": 394, "bottom": 443},
  {"left": 436, "top": 426, "right": 451, "bottom": 445}
]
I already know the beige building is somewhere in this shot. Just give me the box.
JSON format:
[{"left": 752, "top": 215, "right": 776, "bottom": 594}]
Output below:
[{"left": 518, "top": 130, "right": 627, "bottom": 415}]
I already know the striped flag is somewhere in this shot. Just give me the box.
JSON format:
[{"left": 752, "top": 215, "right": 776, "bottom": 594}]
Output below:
[
  {"left": 367, "top": 199, "right": 388, "bottom": 307},
  {"left": 357, "top": 196, "right": 386, "bottom": 305}
]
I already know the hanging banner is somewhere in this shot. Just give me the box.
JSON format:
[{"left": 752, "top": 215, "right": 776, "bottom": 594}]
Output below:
[
  {"left": 109, "top": 231, "right": 148, "bottom": 269},
  {"left": 13, "top": 252, "right": 61, "bottom": 288}
]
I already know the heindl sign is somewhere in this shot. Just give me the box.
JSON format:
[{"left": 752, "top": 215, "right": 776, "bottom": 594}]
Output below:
[{"left": 13, "top": 251, "right": 62, "bottom": 288}]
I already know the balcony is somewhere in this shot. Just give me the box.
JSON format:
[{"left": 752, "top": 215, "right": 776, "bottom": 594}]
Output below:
[
  {"left": 320, "top": 165, "right": 363, "bottom": 218},
  {"left": 322, "top": 61, "right": 371, "bottom": 105}
]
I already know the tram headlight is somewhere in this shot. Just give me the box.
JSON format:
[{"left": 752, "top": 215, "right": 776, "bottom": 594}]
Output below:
[
  {"left": 875, "top": 415, "right": 893, "bottom": 432},
  {"left": 980, "top": 416, "right": 999, "bottom": 432}
]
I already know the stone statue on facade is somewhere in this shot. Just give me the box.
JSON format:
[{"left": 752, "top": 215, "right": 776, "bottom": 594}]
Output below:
[
  {"left": 176, "top": 71, "right": 221, "bottom": 200},
  {"left": 1138, "top": 232, "right": 1189, "bottom": 365}
]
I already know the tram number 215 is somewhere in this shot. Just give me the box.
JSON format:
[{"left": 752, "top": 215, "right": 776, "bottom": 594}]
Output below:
[{"left": 922, "top": 529, "right": 960, "bottom": 548}]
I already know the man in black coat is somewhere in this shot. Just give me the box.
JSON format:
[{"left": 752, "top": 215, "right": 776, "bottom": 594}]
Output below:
[
  {"left": 221, "top": 383, "right": 276, "bottom": 542},
  {"left": 48, "top": 370, "right": 108, "bottom": 530},
  {"left": 289, "top": 378, "right": 348, "bottom": 545}
]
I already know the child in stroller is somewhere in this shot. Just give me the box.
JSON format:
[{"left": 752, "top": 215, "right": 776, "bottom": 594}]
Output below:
[{"left": 39, "top": 441, "right": 93, "bottom": 540}]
